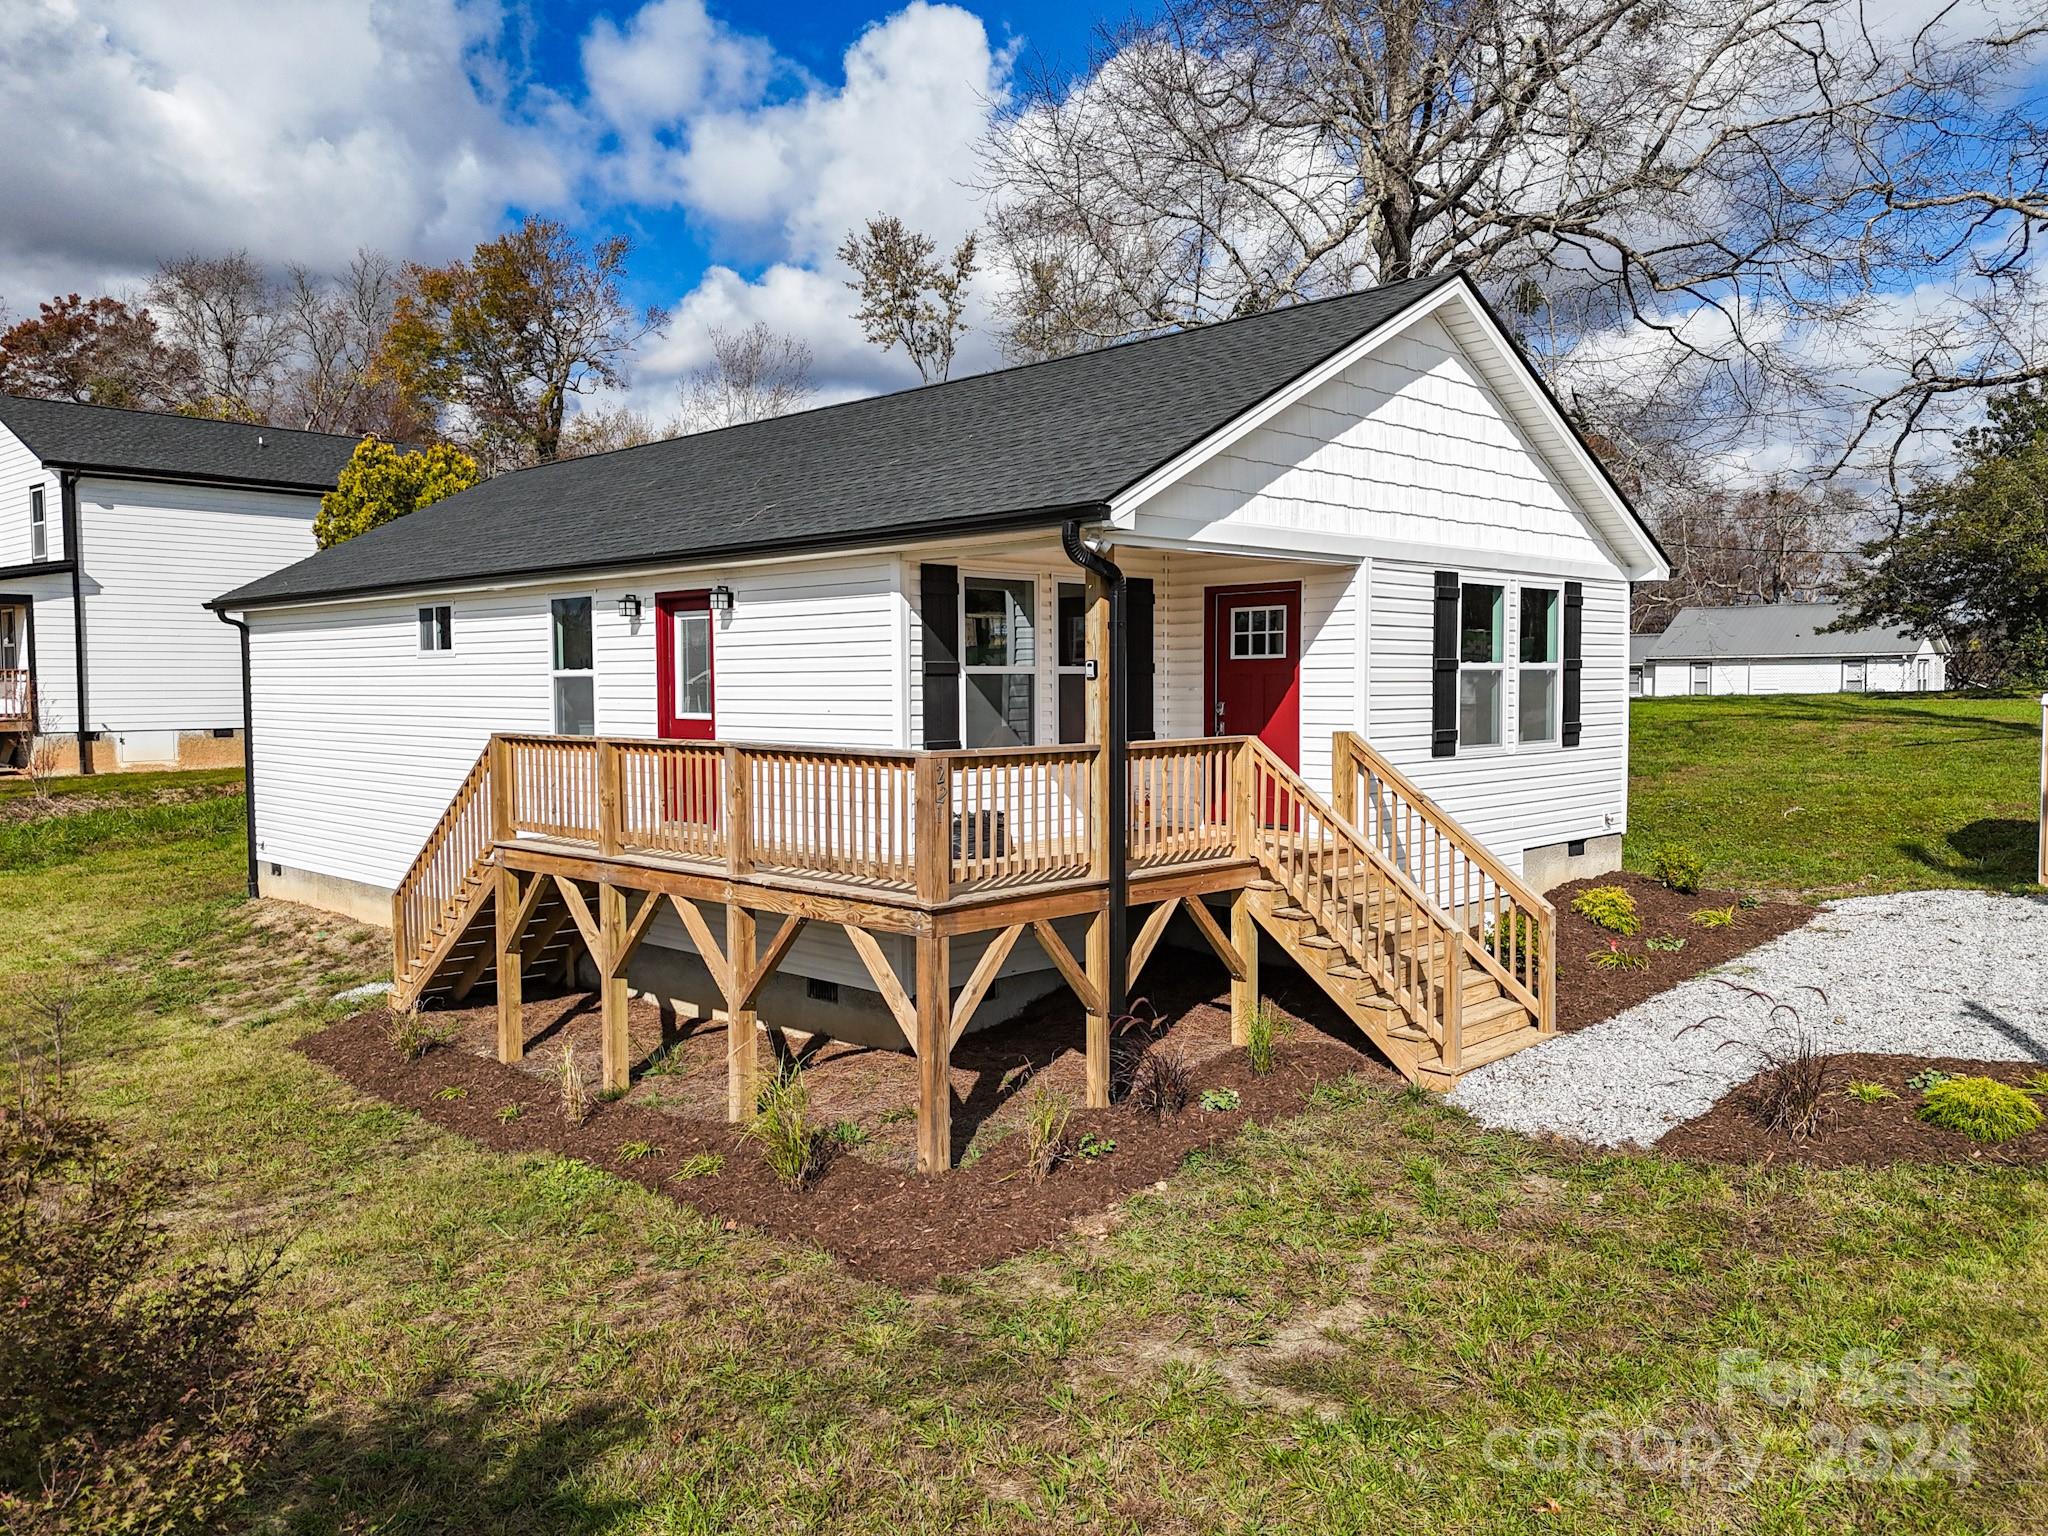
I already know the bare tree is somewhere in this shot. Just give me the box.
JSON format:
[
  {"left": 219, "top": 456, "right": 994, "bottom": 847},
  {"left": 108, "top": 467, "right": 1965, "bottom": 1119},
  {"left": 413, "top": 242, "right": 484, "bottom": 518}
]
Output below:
[
  {"left": 1631, "top": 477, "right": 1866, "bottom": 630},
  {"left": 838, "top": 216, "right": 978, "bottom": 383},
  {"left": 982, "top": 0, "right": 2048, "bottom": 485},
  {"left": 559, "top": 404, "right": 667, "bottom": 459},
  {"left": 675, "top": 323, "right": 817, "bottom": 434},
  {"left": 280, "top": 250, "right": 424, "bottom": 440},
  {"left": 146, "top": 251, "right": 292, "bottom": 421}
]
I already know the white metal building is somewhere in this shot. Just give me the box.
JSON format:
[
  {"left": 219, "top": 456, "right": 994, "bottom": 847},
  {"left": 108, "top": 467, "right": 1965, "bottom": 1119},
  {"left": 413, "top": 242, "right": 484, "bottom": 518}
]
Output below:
[{"left": 1632, "top": 603, "right": 1946, "bottom": 698}]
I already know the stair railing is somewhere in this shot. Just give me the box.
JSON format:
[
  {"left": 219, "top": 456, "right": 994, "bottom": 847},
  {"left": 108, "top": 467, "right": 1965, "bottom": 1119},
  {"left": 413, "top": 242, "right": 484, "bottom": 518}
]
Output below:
[
  {"left": 1332, "top": 731, "right": 1555, "bottom": 1034},
  {"left": 391, "top": 745, "right": 496, "bottom": 996}
]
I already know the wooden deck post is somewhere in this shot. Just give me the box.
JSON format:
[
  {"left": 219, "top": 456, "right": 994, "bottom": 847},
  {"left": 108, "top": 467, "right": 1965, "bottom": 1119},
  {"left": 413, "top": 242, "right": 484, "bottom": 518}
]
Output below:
[
  {"left": 598, "top": 880, "right": 629, "bottom": 1094},
  {"left": 915, "top": 932, "right": 951, "bottom": 1171},
  {"left": 1229, "top": 889, "right": 1257, "bottom": 1047},
  {"left": 1331, "top": 730, "right": 1358, "bottom": 824},
  {"left": 1084, "top": 568, "right": 1111, "bottom": 882},
  {"left": 913, "top": 754, "right": 949, "bottom": 906},
  {"left": 596, "top": 738, "right": 622, "bottom": 856},
  {"left": 1083, "top": 908, "right": 1110, "bottom": 1108},
  {"left": 726, "top": 900, "right": 760, "bottom": 1121},
  {"left": 494, "top": 862, "right": 523, "bottom": 1063}
]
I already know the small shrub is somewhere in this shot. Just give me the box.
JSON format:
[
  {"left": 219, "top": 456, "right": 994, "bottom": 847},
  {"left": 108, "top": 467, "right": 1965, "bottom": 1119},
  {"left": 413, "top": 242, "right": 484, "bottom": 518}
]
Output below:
[
  {"left": 1682, "top": 986, "right": 1836, "bottom": 1140},
  {"left": 557, "top": 1042, "right": 590, "bottom": 1127},
  {"left": 1199, "top": 1086, "right": 1242, "bottom": 1112},
  {"left": 745, "top": 1067, "right": 821, "bottom": 1185},
  {"left": 1571, "top": 885, "right": 1640, "bottom": 935},
  {"left": 2027, "top": 1070, "right": 2048, "bottom": 1097},
  {"left": 1644, "top": 933, "right": 1688, "bottom": 953},
  {"left": 433, "top": 1085, "right": 466, "bottom": 1101},
  {"left": 1737, "top": 893, "right": 1763, "bottom": 910},
  {"left": 1907, "top": 1067, "right": 1956, "bottom": 1093},
  {"left": 616, "top": 1140, "right": 659, "bottom": 1163},
  {"left": 389, "top": 1009, "right": 453, "bottom": 1060},
  {"left": 1022, "top": 1082, "right": 1075, "bottom": 1180},
  {"left": 1073, "top": 1133, "right": 1116, "bottom": 1160},
  {"left": 1245, "top": 1001, "right": 1282, "bottom": 1075},
  {"left": 496, "top": 1102, "right": 525, "bottom": 1123},
  {"left": 1689, "top": 905, "right": 1738, "bottom": 929},
  {"left": 1589, "top": 939, "right": 1650, "bottom": 972},
  {"left": 1844, "top": 1081, "right": 1897, "bottom": 1104},
  {"left": 672, "top": 1152, "right": 724, "bottom": 1180},
  {"left": 1649, "top": 844, "right": 1708, "bottom": 895},
  {"left": 1918, "top": 1076, "right": 2044, "bottom": 1144},
  {"left": 1486, "top": 911, "right": 1539, "bottom": 970},
  {"left": 826, "top": 1119, "right": 870, "bottom": 1148},
  {"left": 1127, "top": 1042, "right": 1193, "bottom": 1117}
]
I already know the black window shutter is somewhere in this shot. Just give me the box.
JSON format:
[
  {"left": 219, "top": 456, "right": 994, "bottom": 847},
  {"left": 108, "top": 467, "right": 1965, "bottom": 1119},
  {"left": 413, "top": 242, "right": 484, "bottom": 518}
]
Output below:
[
  {"left": 919, "top": 564, "right": 961, "bottom": 750},
  {"left": 1562, "top": 580, "right": 1584, "bottom": 747},
  {"left": 1431, "top": 571, "right": 1460, "bottom": 758},
  {"left": 1125, "top": 577, "right": 1156, "bottom": 742}
]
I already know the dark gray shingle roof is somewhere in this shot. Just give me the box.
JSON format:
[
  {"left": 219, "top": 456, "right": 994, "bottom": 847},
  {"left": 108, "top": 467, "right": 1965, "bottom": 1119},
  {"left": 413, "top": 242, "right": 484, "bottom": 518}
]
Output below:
[
  {"left": 215, "top": 274, "right": 1459, "bottom": 610},
  {"left": 1643, "top": 603, "right": 1936, "bottom": 660},
  {"left": 0, "top": 393, "right": 362, "bottom": 492}
]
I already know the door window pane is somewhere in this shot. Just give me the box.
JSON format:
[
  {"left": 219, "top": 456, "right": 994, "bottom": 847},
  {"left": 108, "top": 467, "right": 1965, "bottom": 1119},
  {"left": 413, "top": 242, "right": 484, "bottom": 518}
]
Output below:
[
  {"left": 1230, "top": 605, "right": 1287, "bottom": 659},
  {"left": 1057, "top": 583, "right": 1085, "bottom": 669},
  {"left": 966, "top": 672, "right": 1035, "bottom": 748},
  {"left": 553, "top": 675, "right": 595, "bottom": 736},
  {"left": 964, "top": 578, "right": 1034, "bottom": 667},
  {"left": 1460, "top": 584, "right": 1503, "bottom": 663},
  {"left": 552, "top": 597, "right": 593, "bottom": 672},
  {"left": 1460, "top": 669, "right": 1502, "bottom": 748},
  {"left": 677, "top": 610, "right": 711, "bottom": 715}
]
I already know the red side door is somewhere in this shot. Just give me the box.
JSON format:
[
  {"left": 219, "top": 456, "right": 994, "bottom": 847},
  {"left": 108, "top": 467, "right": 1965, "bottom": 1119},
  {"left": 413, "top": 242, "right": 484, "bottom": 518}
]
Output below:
[
  {"left": 1205, "top": 581, "right": 1301, "bottom": 768},
  {"left": 655, "top": 591, "right": 715, "bottom": 740}
]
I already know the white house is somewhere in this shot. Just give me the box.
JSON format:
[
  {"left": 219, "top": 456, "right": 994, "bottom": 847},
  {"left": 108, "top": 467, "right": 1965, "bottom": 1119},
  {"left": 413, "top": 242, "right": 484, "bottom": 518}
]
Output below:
[
  {"left": 1633, "top": 602, "right": 1947, "bottom": 698},
  {"left": 211, "top": 273, "right": 1668, "bottom": 1096},
  {"left": 0, "top": 395, "right": 361, "bottom": 773}
]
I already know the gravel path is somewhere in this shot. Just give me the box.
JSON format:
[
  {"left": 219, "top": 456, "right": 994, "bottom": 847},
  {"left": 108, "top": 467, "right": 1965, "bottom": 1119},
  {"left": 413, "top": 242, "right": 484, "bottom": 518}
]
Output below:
[{"left": 1449, "top": 890, "right": 2048, "bottom": 1148}]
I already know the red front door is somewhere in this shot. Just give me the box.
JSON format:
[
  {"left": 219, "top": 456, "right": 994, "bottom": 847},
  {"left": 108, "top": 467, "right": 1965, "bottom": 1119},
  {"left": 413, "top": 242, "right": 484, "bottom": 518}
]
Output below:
[
  {"left": 656, "top": 590, "right": 715, "bottom": 740},
  {"left": 1205, "top": 582, "right": 1301, "bottom": 768}
]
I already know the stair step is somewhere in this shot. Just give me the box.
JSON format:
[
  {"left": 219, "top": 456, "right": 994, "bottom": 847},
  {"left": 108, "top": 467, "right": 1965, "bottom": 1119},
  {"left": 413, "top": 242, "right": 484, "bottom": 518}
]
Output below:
[
  {"left": 1298, "top": 934, "right": 1339, "bottom": 951},
  {"left": 1272, "top": 906, "right": 1314, "bottom": 922},
  {"left": 1441, "top": 1024, "right": 1544, "bottom": 1072}
]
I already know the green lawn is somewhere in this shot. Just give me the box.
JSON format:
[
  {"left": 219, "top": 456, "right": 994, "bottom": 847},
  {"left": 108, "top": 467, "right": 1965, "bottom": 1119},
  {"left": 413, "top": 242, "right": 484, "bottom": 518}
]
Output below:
[
  {"left": 4, "top": 746, "right": 2045, "bottom": 1533},
  {"left": 1625, "top": 692, "right": 2044, "bottom": 896}
]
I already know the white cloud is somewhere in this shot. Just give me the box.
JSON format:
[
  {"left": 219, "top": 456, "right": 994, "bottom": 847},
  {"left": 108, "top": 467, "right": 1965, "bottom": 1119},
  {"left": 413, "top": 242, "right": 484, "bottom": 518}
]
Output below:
[{"left": 0, "top": 0, "right": 578, "bottom": 301}]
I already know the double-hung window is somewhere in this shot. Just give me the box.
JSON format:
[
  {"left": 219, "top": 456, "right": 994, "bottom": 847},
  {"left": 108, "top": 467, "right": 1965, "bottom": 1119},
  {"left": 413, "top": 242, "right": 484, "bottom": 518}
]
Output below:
[
  {"left": 1055, "top": 581, "right": 1087, "bottom": 744},
  {"left": 551, "top": 596, "right": 596, "bottom": 735},
  {"left": 29, "top": 486, "right": 47, "bottom": 562},
  {"left": 1458, "top": 581, "right": 1506, "bottom": 749},
  {"left": 417, "top": 604, "right": 452, "bottom": 653},
  {"left": 1517, "top": 587, "right": 1561, "bottom": 744},
  {"left": 962, "top": 575, "right": 1036, "bottom": 748},
  {"left": 1690, "top": 661, "right": 1711, "bottom": 696}
]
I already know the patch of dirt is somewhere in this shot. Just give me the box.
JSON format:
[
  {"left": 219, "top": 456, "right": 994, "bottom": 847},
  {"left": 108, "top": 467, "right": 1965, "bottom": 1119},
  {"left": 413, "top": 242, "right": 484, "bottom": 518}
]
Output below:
[
  {"left": 1551, "top": 871, "right": 1812, "bottom": 1032},
  {"left": 0, "top": 781, "right": 241, "bottom": 823},
  {"left": 1660, "top": 1053, "right": 2048, "bottom": 1168},
  {"left": 297, "top": 971, "right": 1399, "bottom": 1288}
]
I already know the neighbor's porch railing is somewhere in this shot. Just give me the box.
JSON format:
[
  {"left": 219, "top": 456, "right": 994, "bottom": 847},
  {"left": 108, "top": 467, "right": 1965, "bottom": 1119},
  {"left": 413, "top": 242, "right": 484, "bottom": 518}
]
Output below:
[{"left": 0, "top": 668, "right": 29, "bottom": 723}]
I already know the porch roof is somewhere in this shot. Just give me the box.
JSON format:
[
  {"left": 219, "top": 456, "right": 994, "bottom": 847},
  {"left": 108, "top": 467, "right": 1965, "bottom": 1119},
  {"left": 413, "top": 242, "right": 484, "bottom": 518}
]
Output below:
[{"left": 212, "top": 274, "right": 1458, "bottom": 612}]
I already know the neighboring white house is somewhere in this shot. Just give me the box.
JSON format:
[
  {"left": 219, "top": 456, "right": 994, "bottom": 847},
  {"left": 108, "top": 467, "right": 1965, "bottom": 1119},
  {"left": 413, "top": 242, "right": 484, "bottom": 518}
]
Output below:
[
  {"left": 0, "top": 395, "right": 361, "bottom": 772},
  {"left": 213, "top": 273, "right": 1668, "bottom": 1038},
  {"left": 1633, "top": 602, "right": 1947, "bottom": 698}
]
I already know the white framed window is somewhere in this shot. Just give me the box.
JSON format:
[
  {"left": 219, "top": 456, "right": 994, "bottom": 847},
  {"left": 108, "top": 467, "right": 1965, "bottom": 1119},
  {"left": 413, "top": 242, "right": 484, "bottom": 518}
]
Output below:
[
  {"left": 550, "top": 595, "right": 596, "bottom": 735},
  {"left": 673, "top": 606, "right": 712, "bottom": 720},
  {"left": 1229, "top": 603, "right": 1288, "bottom": 659},
  {"left": 1517, "top": 585, "right": 1561, "bottom": 744},
  {"left": 1458, "top": 581, "right": 1505, "bottom": 749},
  {"left": 1843, "top": 658, "right": 1867, "bottom": 693},
  {"left": 961, "top": 574, "right": 1037, "bottom": 748},
  {"left": 29, "top": 486, "right": 47, "bottom": 562},
  {"left": 1690, "top": 661, "right": 1711, "bottom": 695},
  {"left": 1055, "top": 580, "right": 1087, "bottom": 744},
  {"left": 417, "top": 604, "right": 452, "bottom": 653}
]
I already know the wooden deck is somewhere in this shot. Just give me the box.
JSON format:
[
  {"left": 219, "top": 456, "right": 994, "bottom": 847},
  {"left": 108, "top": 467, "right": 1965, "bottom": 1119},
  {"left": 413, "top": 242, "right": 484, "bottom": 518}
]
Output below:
[{"left": 391, "top": 731, "right": 1556, "bottom": 1170}]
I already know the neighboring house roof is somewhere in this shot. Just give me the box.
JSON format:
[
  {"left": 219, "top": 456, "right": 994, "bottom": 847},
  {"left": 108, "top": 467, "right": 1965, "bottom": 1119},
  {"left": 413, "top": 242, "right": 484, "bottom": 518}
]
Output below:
[
  {"left": 215, "top": 272, "right": 1660, "bottom": 612},
  {"left": 0, "top": 393, "right": 363, "bottom": 493},
  {"left": 1642, "top": 603, "right": 1936, "bottom": 661},
  {"left": 1628, "top": 635, "right": 1659, "bottom": 666}
]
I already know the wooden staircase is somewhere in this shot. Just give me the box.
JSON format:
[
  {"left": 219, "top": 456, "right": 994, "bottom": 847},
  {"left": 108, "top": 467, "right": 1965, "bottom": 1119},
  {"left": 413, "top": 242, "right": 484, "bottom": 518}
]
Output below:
[{"left": 1239, "top": 739, "right": 1554, "bottom": 1087}]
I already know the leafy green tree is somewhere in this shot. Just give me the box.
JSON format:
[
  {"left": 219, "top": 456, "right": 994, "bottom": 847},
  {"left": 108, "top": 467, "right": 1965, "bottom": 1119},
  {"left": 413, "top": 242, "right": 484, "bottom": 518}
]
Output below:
[
  {"left": 379, "top": 217, "right": 667, "bottom": 472},
  {"left": 315, "top": 437, "right": 480, "bottom": 550},
  {"left": 1836, "top": 386, "right": 2048, "bottom": 686}
]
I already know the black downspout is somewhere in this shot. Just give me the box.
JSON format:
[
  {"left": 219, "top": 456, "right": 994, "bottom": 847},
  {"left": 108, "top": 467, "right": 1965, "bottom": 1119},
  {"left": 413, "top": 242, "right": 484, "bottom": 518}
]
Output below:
[
  {"left": 214, "top": 609, "right": 260, "bottom": 898},
  {"left": 1061, "top": 519, "right": 1128, "bottom": 1020},
  {"left": 60, "top": 472, "right": 91, "bottom": 774}
]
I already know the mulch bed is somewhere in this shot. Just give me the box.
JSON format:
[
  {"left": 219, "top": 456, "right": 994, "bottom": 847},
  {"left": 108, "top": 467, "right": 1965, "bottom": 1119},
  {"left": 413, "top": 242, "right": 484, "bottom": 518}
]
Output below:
[
  {"left": 300, "top": 964, "right": 1395, "bottom": 1287},
  {"left": 1661, "top": 1054, "right": 2048, "bottom": 1169},
  {"left": 1550, "top": 871, "right": 1812, "bottom": 1032}
]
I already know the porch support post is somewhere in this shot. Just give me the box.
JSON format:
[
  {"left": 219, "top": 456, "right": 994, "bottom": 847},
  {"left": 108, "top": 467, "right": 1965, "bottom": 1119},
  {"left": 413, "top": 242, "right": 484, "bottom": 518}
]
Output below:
[
  {"left": 1085, "top": 565, "right": 1112, "bottom": 883},
  {"left": 598, "top": 880, "right": 629, "bottom": 1094},
  {"left": 915, "top": 931, "right": 952, "bottom": 1172},
  {"left": 726, "top": 900, "right": 760, "bottom": 1122},
  {"left": 494, "top": 861, "right": 524, "bottom": 1063},
  {"left": 1084, "top": 907, "right": 1110, "bottom": 1108},
  {"left": 1229, "top": 888, "right": 1257, "bottom": 1048},
  {"left": 1069, "top": 520, "right": 1128, "bottom": 1026}
]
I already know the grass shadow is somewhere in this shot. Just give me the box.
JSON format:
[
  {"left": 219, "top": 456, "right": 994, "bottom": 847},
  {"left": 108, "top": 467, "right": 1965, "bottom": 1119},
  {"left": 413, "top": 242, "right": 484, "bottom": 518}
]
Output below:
[{"left": 1896, "top": 817, "right": 2040, "bottom": 890}]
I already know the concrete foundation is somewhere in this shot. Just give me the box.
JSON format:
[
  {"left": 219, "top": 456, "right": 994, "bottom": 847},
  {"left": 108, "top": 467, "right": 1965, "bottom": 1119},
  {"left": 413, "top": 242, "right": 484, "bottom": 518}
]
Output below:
[
  {"left": 258, "top": 862, "right": 393, "bottom": 927},
  {"left": 1521, "top": 832, "right": 1624, "bottom": 892},
  {"left": 9, "top": 727, "right": 244, "bottom": 776}
]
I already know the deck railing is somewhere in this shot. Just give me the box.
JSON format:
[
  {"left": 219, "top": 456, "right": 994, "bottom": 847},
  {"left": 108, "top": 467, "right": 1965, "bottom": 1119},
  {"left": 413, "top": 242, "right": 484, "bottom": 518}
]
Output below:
[
  {"left": 392, "top": 746, "right": 495, "bottom": 988},
  {"left": 0, "top": 668, "right": 29, "bottom": 723},
  {"left": 1333, "top": 730, "right": 1556, "bottom": 1033}
]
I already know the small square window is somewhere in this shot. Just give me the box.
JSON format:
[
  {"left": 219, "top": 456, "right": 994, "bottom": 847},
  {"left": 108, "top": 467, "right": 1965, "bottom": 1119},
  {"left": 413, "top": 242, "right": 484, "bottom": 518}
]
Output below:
[
  {"left": 417, "top": 604, "right": 452, "bottom": 653},
  {"left": 1229, "top": 605, "right": 1287, "bottom": 659}
]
